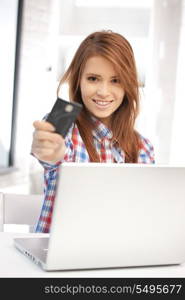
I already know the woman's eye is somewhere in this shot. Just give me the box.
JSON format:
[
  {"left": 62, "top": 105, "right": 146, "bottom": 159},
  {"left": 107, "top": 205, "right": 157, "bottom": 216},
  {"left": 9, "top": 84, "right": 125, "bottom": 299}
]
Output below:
[
  {"left": 87, "top": 76, "right": 97, "bottom": 82},
  {"left": 112, "top": 78, "right": 120, "bottom": 84}
]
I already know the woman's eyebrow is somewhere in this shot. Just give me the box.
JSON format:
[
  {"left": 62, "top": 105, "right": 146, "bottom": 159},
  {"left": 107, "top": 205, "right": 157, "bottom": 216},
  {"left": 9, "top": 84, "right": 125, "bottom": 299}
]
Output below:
[
  {"left": 86, "top": 73, "right": 119, "bottom": 78},
  {"left": 86, "top": 73, "right": 101, "bottom": 77}
]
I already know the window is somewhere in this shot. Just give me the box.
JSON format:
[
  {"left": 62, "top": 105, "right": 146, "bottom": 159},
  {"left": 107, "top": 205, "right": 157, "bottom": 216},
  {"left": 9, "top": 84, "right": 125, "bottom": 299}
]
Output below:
[{"left": 0, "top": 0, "right": 23, "bottom": 171}]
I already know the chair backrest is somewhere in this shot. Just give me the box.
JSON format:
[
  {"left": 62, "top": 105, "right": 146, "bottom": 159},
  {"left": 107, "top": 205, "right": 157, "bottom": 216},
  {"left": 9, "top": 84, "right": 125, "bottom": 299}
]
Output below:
[{"left": 0, "top": 192, "right": 43, "bottom": 232}]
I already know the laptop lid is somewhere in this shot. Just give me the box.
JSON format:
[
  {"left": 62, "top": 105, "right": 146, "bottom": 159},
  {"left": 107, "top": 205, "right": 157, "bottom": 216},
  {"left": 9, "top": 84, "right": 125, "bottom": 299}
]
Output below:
[{"left": 45, "top": 163, "right": 185, "bottom": 270}]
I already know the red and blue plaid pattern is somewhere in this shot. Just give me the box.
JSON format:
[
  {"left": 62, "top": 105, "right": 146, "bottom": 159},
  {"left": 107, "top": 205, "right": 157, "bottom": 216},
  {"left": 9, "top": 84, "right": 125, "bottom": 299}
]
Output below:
[{"left": 35, "top": 119, "right": 155, "bottom": 232}]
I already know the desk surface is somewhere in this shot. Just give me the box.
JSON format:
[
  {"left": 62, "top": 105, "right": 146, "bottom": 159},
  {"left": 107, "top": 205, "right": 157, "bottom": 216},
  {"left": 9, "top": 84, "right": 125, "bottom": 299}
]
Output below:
[{"left": 1, "top": 232, "right": 185, "bottom": 278}]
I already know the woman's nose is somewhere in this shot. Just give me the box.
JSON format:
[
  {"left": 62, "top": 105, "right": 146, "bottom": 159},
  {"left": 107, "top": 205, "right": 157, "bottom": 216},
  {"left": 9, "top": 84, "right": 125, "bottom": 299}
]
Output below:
[{"left": 96, "top": 82, "right": 110, "bottom": 97}]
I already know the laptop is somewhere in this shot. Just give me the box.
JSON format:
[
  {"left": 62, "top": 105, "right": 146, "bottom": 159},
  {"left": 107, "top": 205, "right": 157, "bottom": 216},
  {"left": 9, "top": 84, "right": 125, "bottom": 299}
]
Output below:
[{"left": 14, "top": 163, "right": 185, "bottom": 271}]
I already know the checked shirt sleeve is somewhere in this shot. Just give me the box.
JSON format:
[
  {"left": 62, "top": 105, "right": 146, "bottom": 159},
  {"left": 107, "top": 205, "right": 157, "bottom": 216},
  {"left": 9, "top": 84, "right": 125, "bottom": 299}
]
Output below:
[
  {"left": 35, "top": 127, "right": 74, "bottom": 233},
  {"left": 138, "top": 135, "right": 155, "bottom": 164}
]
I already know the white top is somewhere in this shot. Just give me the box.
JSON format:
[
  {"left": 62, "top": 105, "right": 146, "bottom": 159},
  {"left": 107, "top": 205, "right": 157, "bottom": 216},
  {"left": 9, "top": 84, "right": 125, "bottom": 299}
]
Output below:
[{"left": 1, "top": 232, "right": 185, "bottom": 278}]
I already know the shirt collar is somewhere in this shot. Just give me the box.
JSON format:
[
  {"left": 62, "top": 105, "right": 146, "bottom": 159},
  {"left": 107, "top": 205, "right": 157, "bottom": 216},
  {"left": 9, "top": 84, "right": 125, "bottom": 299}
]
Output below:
[{"left": 91, "top": 116, "right": 113, "bottom": 141}]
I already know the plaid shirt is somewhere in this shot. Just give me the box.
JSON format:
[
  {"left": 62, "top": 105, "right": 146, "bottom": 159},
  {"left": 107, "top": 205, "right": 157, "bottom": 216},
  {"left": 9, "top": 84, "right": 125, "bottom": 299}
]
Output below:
[{"left": 35, "top": 119, "right": 155, "bottom": 232}]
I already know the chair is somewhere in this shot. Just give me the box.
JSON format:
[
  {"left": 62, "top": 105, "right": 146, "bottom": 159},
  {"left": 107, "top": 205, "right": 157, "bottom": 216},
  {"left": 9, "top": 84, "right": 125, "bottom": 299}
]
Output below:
[{"left": 0, "top": 192, "right": 43, "bottom": 232}]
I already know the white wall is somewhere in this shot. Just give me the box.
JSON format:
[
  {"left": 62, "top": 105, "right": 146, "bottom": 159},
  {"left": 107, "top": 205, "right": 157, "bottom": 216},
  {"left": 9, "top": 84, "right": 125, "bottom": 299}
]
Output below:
[
  {"left": 170, "top": 0, "right": 185, "bottom": 164},
  {"left": 137, "top": 0, "right": 184, "bottom": 164}
]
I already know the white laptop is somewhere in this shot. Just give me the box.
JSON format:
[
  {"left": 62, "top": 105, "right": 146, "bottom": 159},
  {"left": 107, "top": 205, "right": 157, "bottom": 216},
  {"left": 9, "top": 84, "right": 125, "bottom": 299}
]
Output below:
[{"left": 14, "top": 163, "right": 185, "bottom": 271}]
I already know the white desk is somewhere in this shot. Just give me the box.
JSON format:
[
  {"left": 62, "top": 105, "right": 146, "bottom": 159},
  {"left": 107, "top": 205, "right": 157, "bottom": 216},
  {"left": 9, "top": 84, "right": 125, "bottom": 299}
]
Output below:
[{"left": 1, "top": 232, "right": 185, "bottom": 278}]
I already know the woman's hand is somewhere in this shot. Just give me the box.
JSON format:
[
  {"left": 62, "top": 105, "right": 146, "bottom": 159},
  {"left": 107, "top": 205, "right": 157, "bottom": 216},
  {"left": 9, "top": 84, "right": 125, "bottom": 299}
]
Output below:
[{"left": 31, "top": 120, "right": 66, "bottom": 164}]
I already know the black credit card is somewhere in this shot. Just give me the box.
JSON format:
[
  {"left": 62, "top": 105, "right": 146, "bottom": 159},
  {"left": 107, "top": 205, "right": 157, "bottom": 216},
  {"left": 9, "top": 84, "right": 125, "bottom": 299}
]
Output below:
[{"left": 46, "top": 98, "right": 82, "bottom": 137}]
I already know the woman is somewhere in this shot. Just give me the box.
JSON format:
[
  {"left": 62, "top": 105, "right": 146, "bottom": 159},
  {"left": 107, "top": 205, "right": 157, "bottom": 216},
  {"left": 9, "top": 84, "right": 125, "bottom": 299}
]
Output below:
[{"left": 32, "top": 30, "right": 155, "bottom": 233}]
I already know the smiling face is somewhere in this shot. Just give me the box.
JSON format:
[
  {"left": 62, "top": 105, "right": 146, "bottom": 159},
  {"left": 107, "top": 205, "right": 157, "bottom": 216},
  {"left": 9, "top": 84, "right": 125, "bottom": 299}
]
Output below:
[{"left": 80, "top": 56, "right": 125, "bottom": 126}]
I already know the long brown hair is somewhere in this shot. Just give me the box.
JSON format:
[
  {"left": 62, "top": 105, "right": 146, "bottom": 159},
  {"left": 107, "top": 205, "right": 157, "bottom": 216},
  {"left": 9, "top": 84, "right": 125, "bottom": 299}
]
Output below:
[{"left": 57, "top": 30, "right": 141, "bottom": 162}]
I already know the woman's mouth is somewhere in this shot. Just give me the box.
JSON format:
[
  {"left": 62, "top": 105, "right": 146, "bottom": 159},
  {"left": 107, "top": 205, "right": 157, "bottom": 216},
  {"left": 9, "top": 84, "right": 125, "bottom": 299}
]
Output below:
[{"left": 92, "top": 99, "right": 113, "bottom": 108}]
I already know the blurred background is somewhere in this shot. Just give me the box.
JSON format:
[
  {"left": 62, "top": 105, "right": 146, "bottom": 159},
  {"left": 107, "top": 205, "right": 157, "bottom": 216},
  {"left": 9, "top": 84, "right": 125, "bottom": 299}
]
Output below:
[{"left": 0, "top": 0, "right": 185, "bottom": 194}]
